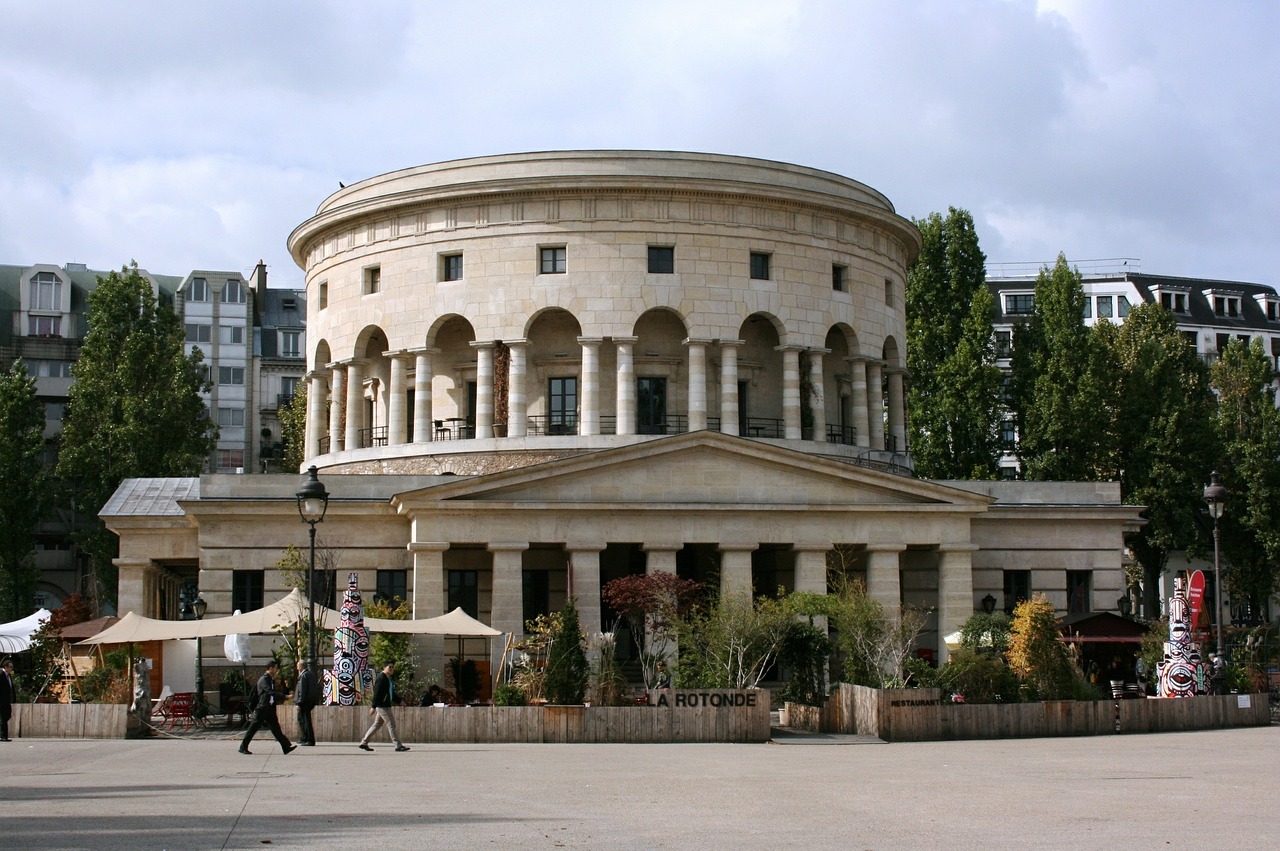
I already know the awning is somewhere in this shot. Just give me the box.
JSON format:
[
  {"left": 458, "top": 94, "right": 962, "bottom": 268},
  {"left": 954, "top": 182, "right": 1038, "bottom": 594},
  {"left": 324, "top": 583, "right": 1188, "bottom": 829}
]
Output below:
[
  {"left": 0, "top": 608, "right": 51, "bottom": 653},
  {"left": 77, "top": 591, "right": 502, "bottom": 645}
]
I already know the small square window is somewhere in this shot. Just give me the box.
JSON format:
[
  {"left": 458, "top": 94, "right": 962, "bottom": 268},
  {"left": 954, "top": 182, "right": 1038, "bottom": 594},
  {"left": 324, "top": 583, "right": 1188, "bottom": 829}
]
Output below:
[
  {"left": 185, "top": 323, "right": 212, "bottom": 343},
  {"left": 749, "top": 252, "right": 770, "bottom": 280},
  {"left": 832, "top": 264, "right": 846, "bottom": 292},
  {"left": 218, "top": 366, "right": 245, "bottom": 386},
  {"left": 442, "top": 254, "right": 463, "bottom": 282},
  {"left": 648, "top": 246, "right": 675, "bottom": 274},
  {"left": 364, "top": 266, "right": 381, "bottom": 295},
  {"left": 219, "top": 325, "right": 244, "bottom": 345},
  {"left": 217, "top": 407, "right": 245, "bottom": 427},
  {"left": 540, "top": 246, "right": 567, "bottom": 274}
]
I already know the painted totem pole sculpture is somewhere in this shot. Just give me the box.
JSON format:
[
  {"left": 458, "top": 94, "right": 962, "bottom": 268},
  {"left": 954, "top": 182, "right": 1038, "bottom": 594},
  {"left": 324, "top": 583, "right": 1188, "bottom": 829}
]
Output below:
[
  {"left": 324, "top": 571, "right": 373, "bottom": 705},
  {"left": 1157, "top": 576, "right": 1208, "bottom": 698}
]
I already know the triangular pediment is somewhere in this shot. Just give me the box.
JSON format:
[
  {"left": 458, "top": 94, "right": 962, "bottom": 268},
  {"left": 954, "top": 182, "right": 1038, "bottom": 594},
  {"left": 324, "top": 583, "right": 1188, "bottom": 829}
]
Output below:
[{"left": 392, "top": 432, "right": 991, "bottom": 510}]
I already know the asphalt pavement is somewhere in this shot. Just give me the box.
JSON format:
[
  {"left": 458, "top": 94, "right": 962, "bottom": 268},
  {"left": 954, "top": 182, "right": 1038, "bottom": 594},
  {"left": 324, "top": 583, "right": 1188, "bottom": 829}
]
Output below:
[{"left": 1, "top": 725, "right": 1276, "bottom": 850}]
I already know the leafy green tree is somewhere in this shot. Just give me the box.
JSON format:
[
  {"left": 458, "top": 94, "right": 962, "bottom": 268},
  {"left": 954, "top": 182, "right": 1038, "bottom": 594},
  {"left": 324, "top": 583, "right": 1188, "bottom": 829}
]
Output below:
[
  {"left": 1007, "top": 593, "right": 1076, "bottom": 700},
  {"left": 278, "top": 381, "right": 307, "bottom": 473},
  {"left": 1210, "top": 338, "right": 1280, "bottom": 618},
  {"left": 906, "top": 208, "right": 1003, "bottom": 478},
  {"left": 1009, "top": 254, "right": 1111, "bottom": 480},
  {"left": 674, "top": 594, "right": 797, "bottom": 689},
  {"left": 1096, "top": 304, "right": 1217, "bottom": 616},
  {"left": 0, "top": 359, "right": 50, "bottom": 620},
  {"left": 544, "top": 597, "right": 588, "bottom": 704},
  {"left": 56, "top": 264, "right": 216, "bottom": 609},
  {"left": 365, "top": 596, "right": 426, "bottom": 704},
  {"left": 823, "top": 578, "right": 930, "bottom": 688}
]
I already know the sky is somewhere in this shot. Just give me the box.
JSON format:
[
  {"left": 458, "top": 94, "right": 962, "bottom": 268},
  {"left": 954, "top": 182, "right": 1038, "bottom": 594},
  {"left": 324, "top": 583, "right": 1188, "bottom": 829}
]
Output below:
[{"left": 2, "top": 0, "right": 1277, "bottom": 290}]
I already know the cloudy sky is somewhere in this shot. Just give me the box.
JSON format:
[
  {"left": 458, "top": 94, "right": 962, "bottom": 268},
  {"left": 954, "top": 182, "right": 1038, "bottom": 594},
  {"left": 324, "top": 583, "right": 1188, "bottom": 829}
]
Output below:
[{"left": 2, "top": 1, "right": 1276, "bottom": 289}]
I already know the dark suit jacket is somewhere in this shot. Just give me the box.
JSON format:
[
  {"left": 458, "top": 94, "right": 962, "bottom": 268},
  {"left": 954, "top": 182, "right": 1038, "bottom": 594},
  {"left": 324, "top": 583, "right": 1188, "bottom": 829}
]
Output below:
[
  {"left": 295, "top": 668, "right": 318, "bottom": 708},
  {"left": 371, "top": 672, "right": 393, "bottom": 708},
  {"left": 0, "top": 670, "right": 14, "bottom": 712},
  {"left": 254, "top": 672, "right": 281, "bottom": 715}
]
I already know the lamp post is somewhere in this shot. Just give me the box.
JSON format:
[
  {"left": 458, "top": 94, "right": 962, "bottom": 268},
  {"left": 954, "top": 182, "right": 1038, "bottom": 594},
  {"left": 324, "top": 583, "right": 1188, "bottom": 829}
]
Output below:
[
  {"left": 981, "top": 593, "right": 997, "bottom": 615},
  {"left": 191, "top": 595, "right": 207, "bottom": 717},
  {"left": 295, "top": 466, "right": 330, "bottom": 681},
  {"left": 1202, "top": 471, "right": 1227, "bottom": 660}
]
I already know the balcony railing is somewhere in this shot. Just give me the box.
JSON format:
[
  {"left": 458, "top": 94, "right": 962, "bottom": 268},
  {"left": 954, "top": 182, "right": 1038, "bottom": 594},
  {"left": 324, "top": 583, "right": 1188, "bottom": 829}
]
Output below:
[{"left": 826, "top": 424, "right": 857, "bottom": 446}]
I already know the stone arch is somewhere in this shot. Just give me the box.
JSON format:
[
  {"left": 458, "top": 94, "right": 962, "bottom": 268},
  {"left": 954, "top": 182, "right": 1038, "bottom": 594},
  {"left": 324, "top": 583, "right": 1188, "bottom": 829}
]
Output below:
[
  {"left": 526, "top": 308, "right": 585, "bottom": 433},
  {"left": 823, "top": 325, "right": 858, "bottom": 444},
  {"left": 312, "top": 340, "right": 332, "bottom": 373},
  {"left": 632, "top": 308, "right": 689, "bottom": 433},
  {"left": 882, "top": 335, "right": 902, "bottom": 368},
  {"left": 350, "top": 325, "right": 390, "bottom": 447},
  {"left": 738, "top": 312, "right": 785, "bottom": 430},
  {"left": 427, "top": 315, "right": 478, "bottom": 432}
]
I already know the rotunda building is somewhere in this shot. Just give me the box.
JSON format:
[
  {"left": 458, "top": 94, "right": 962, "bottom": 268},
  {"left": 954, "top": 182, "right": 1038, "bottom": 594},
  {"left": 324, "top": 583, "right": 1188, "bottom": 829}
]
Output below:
[{"left": 288, "top": 151, "right": 921, "bottom": 474}]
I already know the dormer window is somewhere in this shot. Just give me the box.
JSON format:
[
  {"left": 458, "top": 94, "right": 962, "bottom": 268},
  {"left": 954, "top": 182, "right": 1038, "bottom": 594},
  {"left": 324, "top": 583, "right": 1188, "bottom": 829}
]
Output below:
[
  {"left": 1160, "top": 291, "right": 1188, "bottom": 314},
  {"left": 189, "top": 277, "right": 209, "bottom": 302},
  {"left": 1213, "top": 295, "right": 1240, "bottom": 317},
  {"left": 1005, "top": 293, "right": 1035, "bottom": 315},
  {"left": 29, "top": 271, "right": 62, "bottom": 310}
]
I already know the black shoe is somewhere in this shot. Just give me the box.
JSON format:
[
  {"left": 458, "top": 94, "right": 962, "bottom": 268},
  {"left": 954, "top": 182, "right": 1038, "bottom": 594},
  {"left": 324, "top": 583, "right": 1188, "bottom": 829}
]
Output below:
[
  {"left": 1, "top": 737, "right": 11, "bottom": 742},
  {"left": 239, "top": 749, "right": 252, "bottom": 755},
  {"left": 358, "top": 743, "right": 373, "bottom": 751},
  {"left": 395, "top": 745, "right": 410, "bottom": 752},
  {"left": 301, "top": 742, "right": 315, "bottom": 746},
  {"left": 283, "top": 745, "right": 297, "bottom": 755}
]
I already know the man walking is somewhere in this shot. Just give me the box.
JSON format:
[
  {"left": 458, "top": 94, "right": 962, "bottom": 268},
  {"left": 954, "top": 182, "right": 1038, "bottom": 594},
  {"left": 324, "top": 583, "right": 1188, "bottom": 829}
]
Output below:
[
  {"left": 295, "top": 660, "right": 318, "bottom": 746},
  {"left": 1, "top": 658, "right": 16, "bottom": 742},
  {"left": 240, "top": 661, "right": 296, "bottom": 756},
  {"left": 358, "top": 662, "right": 409, "bottom": 752}
]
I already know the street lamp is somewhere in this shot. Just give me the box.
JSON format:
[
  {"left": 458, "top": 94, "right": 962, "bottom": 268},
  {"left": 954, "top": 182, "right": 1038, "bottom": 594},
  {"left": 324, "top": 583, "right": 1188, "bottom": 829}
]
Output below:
[
  {"left": 295, "top": 466, "right": 330, "bottom": 682},
  {"left": 191, "top": 595, "right": 208, "bottom": 718},
  {"left": 1202, "top": 471, "right": 1227, "bottom": 659},
  {"left": 981, "top": 593, "right": 997, "bottom": 615}
]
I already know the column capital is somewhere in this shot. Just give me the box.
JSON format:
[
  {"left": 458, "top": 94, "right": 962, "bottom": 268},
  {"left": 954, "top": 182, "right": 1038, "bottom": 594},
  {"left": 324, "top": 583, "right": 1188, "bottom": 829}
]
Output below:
[
  {"left": 640, "top": 541, "right": 683, "bottom": 553},
  {"left": 576, "top": 336, "right": 604, "bottom": 347},
  {"left": 382, "top": 348, "right": 413, "bottom": 360},
  {"left": 885, "top": 365, "right": 909, "bottom": 376},
  {"left": 792, "top": 542, "right": 833, "bottom": 553},
  {"left": 565, "top": 541, "right": 608, "bottom": 554},
  {"left": 937, "top": 543, "right": 980, "bottom": 554},
  {"left": 717, "top": 338, "right": 745, "bottom": 349},
  {"left": 407, "top": 541, "right": 451, "bottom": 553},
  {"left": 613, "top": 335, "right": 639, "bottom": 345},
  {"left": 845, "top": 355, "right": 868, "bottom": 366},
  {"left": 774, "top": 344, "right": 804, "bottom": 354},
  {"left": 865, "top": 543, "right": 907, "bottom": 553},
  {"left": 718, "top": 543, "right": 760, "bottom": 553},
  {"left": 304, "top": 369, "right": 329, "bottom": 382},
  {"left": 504, "top": 338, "right": 530, "bottom": 349},
  {"left": 807, "top": 347, "right": 831, "bottom": 357},
  {"left": 487, "top": 541, "right": 530, "bottom": 553},
  {"left": 682, "top": 337, "right": 715, "bottom": 347},
  {"left": 469, "top": 339, "right": 498, "bottom": 351},
  {"left": 407, "top": 346, "right": 442, "bottom": 357},
  {"left": 334, "top": 356, "right": 369, "bottom": 368}
]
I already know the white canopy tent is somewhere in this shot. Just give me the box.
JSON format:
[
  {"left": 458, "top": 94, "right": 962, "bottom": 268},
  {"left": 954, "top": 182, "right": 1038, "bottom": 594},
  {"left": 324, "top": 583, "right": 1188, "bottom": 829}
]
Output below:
[
  {"left": 0, "top": 608, "right": 52, "bottom": 654},
  {"left": 76, "top": 590, "right": 502, "bottom": 645}
]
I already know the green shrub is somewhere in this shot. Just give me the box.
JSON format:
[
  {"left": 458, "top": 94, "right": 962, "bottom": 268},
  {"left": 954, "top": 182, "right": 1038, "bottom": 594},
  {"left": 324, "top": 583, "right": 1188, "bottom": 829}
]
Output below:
[
  {"left": 940, "top": 648, "right": 1020, "bottom": 703},
  {"left": 492, "top": 683, "right": 526, "bottom": 706},
  {"left": 544, "top": 598, "right": 588, "bottom": 705},
  {"left": 778, "top": 622, "right": 831, "bottom": 706}
]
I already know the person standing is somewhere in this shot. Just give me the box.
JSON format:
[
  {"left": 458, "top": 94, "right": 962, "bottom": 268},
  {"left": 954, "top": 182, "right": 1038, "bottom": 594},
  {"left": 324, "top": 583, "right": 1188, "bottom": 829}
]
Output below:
[
  {"left": 358, "top": 662, "right": 409, "bottom": 752},
  {"left": 1, "top": 658, "right": 16, "bottom": 742},
  {"left": 239, "top": 661, "right": 296, "bottom": 756},
  {"left": 295, "top": 660, "right": 318, "bottom": 746}
]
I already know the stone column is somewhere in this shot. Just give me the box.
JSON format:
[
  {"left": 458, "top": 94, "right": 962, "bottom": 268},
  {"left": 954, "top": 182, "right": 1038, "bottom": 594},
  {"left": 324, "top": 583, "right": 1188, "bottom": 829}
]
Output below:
[
  {"left": 719, "top": 544, "right": 758, "bottom": 601},
  {"left": 488, "top": 542, "right": 529, "bottom": 671},
  {"left": 566, "top": 543, "right": 606, "bottom": 638},
  {"left": 411, "top": 348, "right": 436, "bottom": 443},
  {"left": 385, "top": 350, "right": 409, "bottom": 446},
  {"left": 866, "top": 360, "right": 885, "bottom": 451},
  {"left": 848, "top": 357, "right": 869, "bottom": 448},
  {"left": 114, "top": 559, "right": 153, "bottom": 616},
  {"left": 328, "top": 362, "right": 346, "bottom": 452},
  {"left": 684, "top": 338, "right": 711, "bottom": 431},
  {"left": 343, "top": 358, "right": 366, "bottom": 451},
  {"left": 409, "top": 541, "right": 449, "bottom": 670},
  {"left": 579, "top": 337, "right": 602, "bottom": 436},
  {"left": 778, "top": 345, "right": 803, "bottom": 440},
  {"left": 866, "top": 544, "right": 905, "bottom": 612},
  {"left": 470, "top": 341, "right": 495, "bottom": 438},
  {"left": 615, "top": 336, "right": 637, "bottom": 436},
  {"left": 305, "top": 371, "right": 327, "bottom": 462},
  {"left": 793, "top": 545, "right": 830, "bottom": 596},
  {"left": 808, "top": 348, "right": 828, "bottom": 442},
  {"left": 642, "top": 542, "right": 681, "bottom": 577},
  {"left": 886, "top": 367, "right": 906, "bottom": 454},
  {"left": 719, "top": 340, "right": 744, "bottom": 435},
  {"left": 507, "top": 339, "right": 529, "bottom": 438},
  {"left": 937, "top": 545, "right": 978, "bottom": 665}
]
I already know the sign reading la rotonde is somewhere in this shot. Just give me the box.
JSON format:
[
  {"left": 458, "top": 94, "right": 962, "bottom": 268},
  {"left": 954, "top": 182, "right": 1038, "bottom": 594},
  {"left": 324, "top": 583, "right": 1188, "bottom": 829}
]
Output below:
[{"left": 649, "top": 690, "right": 761, "bottom": 708}]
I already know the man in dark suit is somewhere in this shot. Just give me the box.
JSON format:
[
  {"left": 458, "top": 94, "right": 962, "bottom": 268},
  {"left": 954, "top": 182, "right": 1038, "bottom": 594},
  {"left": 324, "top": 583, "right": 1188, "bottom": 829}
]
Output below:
[
  {"left": 357, "top": 662, "right": 409, "bottom": 752},
  {"left": 239, "top": 661, "right": 296, "bottom": 755},
  {"left": 294, "top": 660, "right": 318, "bottom": 746},
  {"left": 1, "top": 658, "right": 16, "bottom": 742}
]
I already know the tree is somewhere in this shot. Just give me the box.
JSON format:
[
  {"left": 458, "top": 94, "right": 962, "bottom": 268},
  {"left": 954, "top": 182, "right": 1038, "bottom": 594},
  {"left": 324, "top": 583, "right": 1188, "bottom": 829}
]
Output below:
[
  {"left": 906, "top": 208, "right": 1003, "bottom": 478},
  {"left": 1007, "top": 593, "right": 1076, "bottom": 700},
  {"left": 824, "top": 578, "right": 930, "bottom": 688},
  {"left": 674, "top": 594, "right": 797, "bottom": 689},
  {"left": 56, "top": 264, "right": 216, "bottom": 609},
  {"left": 544, "top": 597, "right": 588, "bottom": 704},
  {"left": 1095, "top": 304, "right": 1217, "bottom": 617},
  {"left": 278, "top": 382, "right": 308, "bottom": 473},
  {"left": 0, "top": 359, "right": 50, "bottom": 620},
  {"left": 601, "top": 571, "right": 704, "bottom": 689},
  {"left": 1210, "top": 338, "right": 1280, "bottom": 619},
  {"left": 1009, "top": 254, "right": 1111, "bottom": 480}
]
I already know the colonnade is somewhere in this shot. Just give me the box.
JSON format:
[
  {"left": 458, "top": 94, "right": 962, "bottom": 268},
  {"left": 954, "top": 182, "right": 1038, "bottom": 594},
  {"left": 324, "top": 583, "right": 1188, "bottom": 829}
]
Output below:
[{"left": 305, "top": 337, "right": 909, "bottom": 458}]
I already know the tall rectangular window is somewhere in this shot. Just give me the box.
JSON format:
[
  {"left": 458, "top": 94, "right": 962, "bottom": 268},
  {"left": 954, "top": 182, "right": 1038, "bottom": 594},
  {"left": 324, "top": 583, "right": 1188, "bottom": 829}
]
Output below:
[
  {"left": 522, "top": 569, "right": 550, "bottom": 629},
  {"left": 185, "top": 323, "right": 212, "bottom": 343},
  {"left": 221, "top": 279, "right": 245, "bottom": 304},
  {"left": 1083, "top": 298, "right": 1093, "bottom": 319},
  {"left": 540, "top": 247, "right": 567, "bottom": 274},
  {"left": 1067, "top": 570, "right": 1092, "bottom": 615},
  {"left": 280, "top": 376, "right": 299, "bottom": 404},
  {"left": 281, "top": 331, "right": 301, "bottom": 357},
  {"left": 884, "top": 277, "right": 894, "bottom": 306},
  {"left": 648, "top": 246, "right": 675, "bottom": 274},
  {"left": 376, "top": 569, "right": 408, "bottom": 605},
  {"left": 549, "top": 377, "right": 577, "bottom": 434},
  {"left": 219, "top": 325, "right": 244, "bottom": 345},
  {"left": 189, "top": 277, "right": 209, "bottom": 302},
  {"left": 1118, "top": 295, "right": 1131, "bottom": 318},
  {"left": 29, "top": 272, "right": 62, "bottom": 310},
  {"left": 364, "top": 266, "right": 381, "bottom": 295},
  {"left": 1003, "top": 569, "right": 1031, "bottom": 614},
  {"left": 749, "top": 252, "right": 770, "bottom": 280},
  {"left": 442, "top": 253, "right": 463, "bottom": 281},
  {"left": 318, "top": 281, "right": 328, "bottom": 309},
  {"left": 638, "top": 377, "right": 667, "bottom": 434},
  {"left": 448, "top": 570, "right": 478, "bottom": 618},
  {"left": 1097, "top": 296, "right": 1113, "bottom": 318},
  {"left": 995, "top": 330, "right": 1012, "bottom": 357},
  {"left": 832, "top": 264, "right": 846, "bottom": 292},
  {"left": 232, "top": 570, "right": 264, "bottom": 612},
  {"left": 218, "top": 366, "right": 245, "bottom": 385}
]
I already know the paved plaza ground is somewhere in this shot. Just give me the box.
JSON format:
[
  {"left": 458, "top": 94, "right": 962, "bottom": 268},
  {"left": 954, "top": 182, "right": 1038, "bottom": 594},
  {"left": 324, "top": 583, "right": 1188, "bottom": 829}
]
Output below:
[{"left": 1, "top": 725, "right": 1276, "bottom": 850}]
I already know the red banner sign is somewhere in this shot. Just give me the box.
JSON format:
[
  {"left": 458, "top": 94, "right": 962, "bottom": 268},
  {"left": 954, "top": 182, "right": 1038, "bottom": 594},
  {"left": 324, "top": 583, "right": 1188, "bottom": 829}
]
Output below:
[{"left": 1188, "top": 570, "right": 1206, "bottom": 630}]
